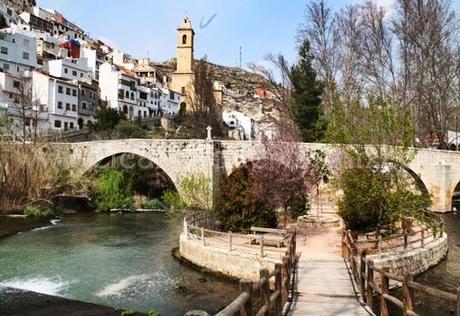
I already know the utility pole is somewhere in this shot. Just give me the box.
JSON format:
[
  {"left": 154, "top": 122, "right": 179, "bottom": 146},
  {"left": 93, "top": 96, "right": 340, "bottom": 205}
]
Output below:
[{"left": 239, "top": 46, "right": 242, "bottom": 69}]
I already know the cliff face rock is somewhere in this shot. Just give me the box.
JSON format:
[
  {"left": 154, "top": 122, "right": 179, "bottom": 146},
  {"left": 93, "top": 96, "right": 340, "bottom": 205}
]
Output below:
[{"left": 157, "top": 59, "right": 277, "bottom": 137}]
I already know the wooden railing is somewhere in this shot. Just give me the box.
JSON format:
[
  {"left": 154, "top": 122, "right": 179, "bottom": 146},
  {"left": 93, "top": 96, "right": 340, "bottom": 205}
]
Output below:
[
  {"left": 184, "top": 216, "right": 291, "bottom": 258},
  {"left": 216, "top": 231, "right": 297, "bottom": 316},
  {"left": 342, "top": 228, "right": 460, "bottom": 316},
  {"left": 349, "top": 215, "right": 444, "bottom": 256},
  {"left": 183, "top": 215, "right": 298, "bottom": 315}
]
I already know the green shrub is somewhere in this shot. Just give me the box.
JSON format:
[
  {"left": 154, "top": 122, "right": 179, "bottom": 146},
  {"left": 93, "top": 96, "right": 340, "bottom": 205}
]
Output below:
[
  {"left": 113, "top": 120, "right": 148, "bottom": 139},
  {"left": 92, "top": 168, "right": 133, "bottom": 212},
  {"left": 148, "top": 311, "right": 160, "bottom": 316},
  {"left": 143, "top": 199, "right": 166, "bottom": 209},
  {"left": 23, "top": 205, "right": 55, "bottom": 218},
  {"left": 288, "top": 195, "right": 310, "bottom": 219},
  {"left": 216, "top": 162, "right": 277, "bottom": 232}
]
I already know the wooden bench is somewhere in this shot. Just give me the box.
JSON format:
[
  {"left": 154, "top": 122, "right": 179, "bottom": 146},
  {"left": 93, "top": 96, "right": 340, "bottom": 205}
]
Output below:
[{"left": 250, "top": 226, "right": 289, "bottom": 248}]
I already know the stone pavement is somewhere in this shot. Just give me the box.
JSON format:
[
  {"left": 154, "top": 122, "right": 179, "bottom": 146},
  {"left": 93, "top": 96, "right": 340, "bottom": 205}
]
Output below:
[{"left": 288, "top": 225, "right": 372, "bottom": 316}]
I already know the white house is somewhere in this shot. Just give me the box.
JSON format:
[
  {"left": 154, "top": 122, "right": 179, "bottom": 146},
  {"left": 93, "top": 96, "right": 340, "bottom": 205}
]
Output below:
[
  {"left": 80, "top": 47, "right": 106, "bottom": 81},
  {"left": 0, "top": 31, "right": 37, "bottom": 75},
  {"left": 159, "top": 87, "right": 180, "bottom": 116},
  {"left": 32, "top": 70, "right": 79, "bottom": 131},
  {"left": 47, "top": 58, "right": 92, "bottom": 84},
  {"left": 223, "top": 110, "right": 254, "bottom": 140},
  {"left": 99, "top": 62, "right": 146, "bottom": 119}
]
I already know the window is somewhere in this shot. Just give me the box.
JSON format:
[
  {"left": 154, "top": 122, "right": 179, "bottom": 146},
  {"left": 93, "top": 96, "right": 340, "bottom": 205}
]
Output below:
[
  {"left": 72, "top": 89, "right": 77, "bottom": 96},
  {"left": 125, "top": 91, "right": 129, "bottom": 98},
  {"left": 1, "top": 47, "right": 7, "bottom": 54},
  {"left": 82, "top": 102, "right": 87, "bottom": 109},
  {"left": 70, "top": 122, "right": 74, "bottom": 129},
  {"left": 54, "top": 120, "right": 61, "bottom": 128},
  {"left": 66, "top": 87, "right": 71, "bottom": 95},
  {"left": 64, "top": 68, "right": 68, "bottom": 74},
  {"left": 182, "top": 34, "right": 187, "bottom": 45},
  {"left": 131, "top": 92, "right": 134, "bottom": 100},
  {"left": 13, "top": 81, "right": 20, "bottom": 89},
  {"left": 72, "top": 104, "right": 76, "bottom": 111},
  {"left": 58, "top": 86, "right": 63, "bottom": 93},
  {"left": 3, "top": 63, "right": 9, "bottom": 71},
  {"left": 64, "top": 122, "right": 68, "bottom": 131},
  {"left": 57, "top": 101, "right": 63, "bottom": 109},
  {"left": 66, "top": 103, "right": 70, "bottom": 110},
  {"left": 72, "top": 70, "right": 77, "bottom": 76},
  {"left": 80, "top": 72, "right": 83, "bottom": 78},
  {"left": 22, "top": 52, "right": 29, "bottom": 60},
  {"left": 81, "top": 89, "right": 85, "bottom": 96},
  {"left": 181, "top": 86, "right": 185, "bottom": 95}
]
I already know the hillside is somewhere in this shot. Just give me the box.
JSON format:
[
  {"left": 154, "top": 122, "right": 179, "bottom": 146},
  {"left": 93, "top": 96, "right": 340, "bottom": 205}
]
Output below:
[{"left": 156, "top": 58, "right": 274, "bottom": 129}]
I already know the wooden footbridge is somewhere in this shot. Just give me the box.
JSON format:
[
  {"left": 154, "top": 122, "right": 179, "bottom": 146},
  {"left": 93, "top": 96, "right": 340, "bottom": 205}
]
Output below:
[{"left": 184, "top": 214, "right": 459, "bottom": 316}]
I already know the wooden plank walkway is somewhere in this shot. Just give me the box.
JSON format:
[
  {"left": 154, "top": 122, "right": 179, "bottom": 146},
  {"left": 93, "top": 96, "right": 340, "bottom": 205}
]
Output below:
[{"left": 288, "top": 224, "right": 372, "bottom": 316}]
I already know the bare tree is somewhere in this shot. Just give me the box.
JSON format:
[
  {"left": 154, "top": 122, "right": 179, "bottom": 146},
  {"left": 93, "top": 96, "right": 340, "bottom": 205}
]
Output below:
[
  {"left": 359, "top": 1, "right": 398, "bottom": 99},
  {"left": 300, "top": 0, "right": 340, "bottom": 114},
  {"left": 248, "top": 54, "right": 295, "bottom": 130},
  {"left": 393, "top": 0, "right": 460, "bottom": 148}
]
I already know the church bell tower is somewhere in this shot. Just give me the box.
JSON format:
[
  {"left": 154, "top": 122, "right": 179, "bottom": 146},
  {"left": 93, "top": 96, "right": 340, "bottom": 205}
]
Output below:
[{"left": 171, "top": 17, "right": 195, "bottom": 99}]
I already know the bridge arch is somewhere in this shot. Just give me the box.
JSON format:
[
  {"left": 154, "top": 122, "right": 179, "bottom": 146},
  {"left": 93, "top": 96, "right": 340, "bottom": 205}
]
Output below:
[
  {"left": 86, "top": 152, "right": 178, "bottom": 197},
  {"left": 80, "top": 148, "right": 181, "bottom": 192}
]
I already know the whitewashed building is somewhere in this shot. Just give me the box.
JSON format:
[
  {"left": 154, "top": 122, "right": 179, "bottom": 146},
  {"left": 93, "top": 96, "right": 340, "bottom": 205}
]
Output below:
[
  {"left": 0, "top": 31, "right": 37, "bottom": 75},
  {"left": 99, "top": 62, "right": 145, "bottom": 119},
  {"left": 32, "top": 70, "right": 79, "bottom": 131},
  {"left": 223, "top": 110, "right": 254, "bottom": 140},
  {"left": 80, "top": 47, "right": 106, "bottom": 81},
  {"left": 47, "top": 58, "right": 92, "bottom": 84}
]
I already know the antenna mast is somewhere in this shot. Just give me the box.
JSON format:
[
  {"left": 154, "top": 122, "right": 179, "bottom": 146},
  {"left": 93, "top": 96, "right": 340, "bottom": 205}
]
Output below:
[{"left": 239, "top": 46, "right": 242, "bottom": 68}]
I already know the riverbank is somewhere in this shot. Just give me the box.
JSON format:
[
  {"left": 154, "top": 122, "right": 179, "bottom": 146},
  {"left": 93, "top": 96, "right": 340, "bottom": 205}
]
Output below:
[{"left": 0, "top": 287, "right": 146, "bottom": 316}]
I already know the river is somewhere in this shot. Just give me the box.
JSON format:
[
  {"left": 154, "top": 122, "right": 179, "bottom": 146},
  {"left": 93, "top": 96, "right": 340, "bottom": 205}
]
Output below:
[
  {"left": 0, "top": 213, "right": 238, "bottom": 315},
  {"left": 413, "top": 212, "right": 460, "bottom": 315}
]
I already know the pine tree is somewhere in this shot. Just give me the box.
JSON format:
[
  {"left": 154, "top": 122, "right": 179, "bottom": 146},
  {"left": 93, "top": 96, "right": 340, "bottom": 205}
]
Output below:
[{"left": 291, "top": 40, "right": 325, "bottom": 142}]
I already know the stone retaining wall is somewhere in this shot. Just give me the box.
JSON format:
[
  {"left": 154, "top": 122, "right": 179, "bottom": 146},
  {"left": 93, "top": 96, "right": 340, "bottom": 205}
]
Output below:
[
  {"left": 179, "top": 233, "right": 281, "bottom": 281},
  {"left": 370, "top": 233, "right": 448, "bottom": 277}
]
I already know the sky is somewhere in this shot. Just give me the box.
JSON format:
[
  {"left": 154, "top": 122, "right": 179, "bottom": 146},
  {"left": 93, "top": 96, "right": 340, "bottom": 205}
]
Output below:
[{"left": 36, "top": 0, "right": 460, "bottom": 69}]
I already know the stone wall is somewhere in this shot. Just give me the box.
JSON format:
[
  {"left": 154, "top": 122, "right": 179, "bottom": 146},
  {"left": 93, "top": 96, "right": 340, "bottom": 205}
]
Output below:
[
  {"left": 369, "top": 233, "right": 448, "bottom": 277},
  {"left": 179, "top": 233, "right": 281, "bottom": 281}
]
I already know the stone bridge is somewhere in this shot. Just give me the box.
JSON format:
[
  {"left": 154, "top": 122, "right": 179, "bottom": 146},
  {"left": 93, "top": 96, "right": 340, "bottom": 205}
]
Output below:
[{"left": 61, "top": 139, "right": 460, "bottom": 212}]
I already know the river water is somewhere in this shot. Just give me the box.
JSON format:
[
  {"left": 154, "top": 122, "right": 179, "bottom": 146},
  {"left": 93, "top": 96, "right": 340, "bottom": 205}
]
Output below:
[
  {"left": 0, "top": 213, "right": 238, "bottom": 315},
  {"left": 413, "top": 212, "right": 460, "bottom": 315}
]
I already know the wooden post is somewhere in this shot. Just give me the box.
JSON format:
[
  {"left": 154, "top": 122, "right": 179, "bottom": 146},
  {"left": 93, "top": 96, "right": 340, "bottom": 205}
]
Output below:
[
  {"left": 228, "top": 231, "right": 232, "bottom": 252},
  {"left": 281, "top": 257, "right": 289, "bottom": 305},
  {"left": 260, "top": 269, "right": 270, "bottom": 312},
  {"left": 380, "top": 267, "right": 389, "bottom": 316},
  {"left": 366, "top": 260, "right": 374, "bottom": 311},
  {"left": 341, "top": 230, "right": 346, "bottom": 258},
  {"left": 274, "top": 263, "right": 283, "bottom": 316},
  {"left": 351, "top": 245, "right": 358, "bottom": 283},
  {"left": 404, "top": 231, "right": 408, "bottom": 251},
  {"left": 421, "top": 229, "right": 425, "bottom": 248},
  {"left": 260, "top": 235, "right": 264, "bottom": 257},
  {"left": 240, "top": 279, "right": 253, "bottom": 316},
  {"left": 201, "top": 227, "right": 205, "bottom": 246},
  {"left": 360, "top": 252, "right": 366, "bottom": 300},
  {"left": 456, "top": 287, "right": 460, "bottom": 316},
  {"left": 378, "top": 235, "right": 383, "bottom": 259},
  {"left": 403, "top": 274, "right": 414, "bottom": 316}
]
